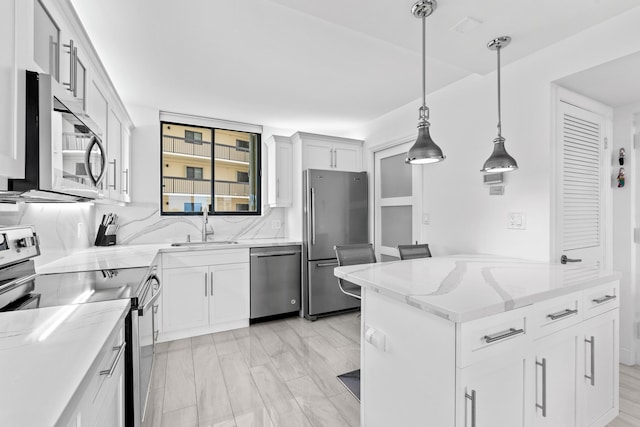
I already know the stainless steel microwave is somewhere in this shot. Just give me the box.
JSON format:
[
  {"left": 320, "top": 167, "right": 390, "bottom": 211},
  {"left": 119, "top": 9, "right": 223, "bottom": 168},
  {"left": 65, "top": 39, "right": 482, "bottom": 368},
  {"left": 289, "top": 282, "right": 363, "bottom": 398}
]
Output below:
[{"left": 6, "top": 71, "right": 106, "bottom": 202}]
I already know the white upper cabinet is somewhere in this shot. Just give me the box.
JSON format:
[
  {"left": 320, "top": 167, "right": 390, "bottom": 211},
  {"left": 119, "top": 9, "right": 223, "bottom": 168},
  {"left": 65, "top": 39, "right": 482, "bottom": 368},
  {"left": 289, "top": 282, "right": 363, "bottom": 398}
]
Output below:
[
  {"left": 293, "top": 132, "right": 363, "bottom": 172},
  {"left": 265, "top": 135, "right": 293, "bottom": 207}
]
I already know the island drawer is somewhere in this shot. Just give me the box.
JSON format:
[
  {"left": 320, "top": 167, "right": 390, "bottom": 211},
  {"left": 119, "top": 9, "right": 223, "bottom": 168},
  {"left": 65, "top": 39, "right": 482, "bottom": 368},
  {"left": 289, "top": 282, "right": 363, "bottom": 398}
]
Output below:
[
  {"left": 531, "top": 291, "right": 583, "bottom": 339},
  {"left": 583, "top": 281, "right": 619, "bottom": 320},
  {"left": 457, "top": 307, "right": 530, "bottom": 368},
  {"left": 163, "top": 248, "right": 249, "bottom": 269}
]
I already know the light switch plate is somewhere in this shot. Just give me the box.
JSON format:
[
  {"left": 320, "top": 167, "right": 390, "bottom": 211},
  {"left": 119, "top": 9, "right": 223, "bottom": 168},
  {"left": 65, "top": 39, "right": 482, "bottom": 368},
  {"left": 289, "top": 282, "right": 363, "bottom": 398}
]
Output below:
[
  {"left": 271, "top": 220, "right": 281, "bottom": 230},
  {"left": 422, "top": 213, "right": 430, "bottom": 225},
  {"left": 489, "top": 186, "right": 504, "bottom": 196},
  {"left": 508, "top": 212, "right": 526, "bottom": 230}
]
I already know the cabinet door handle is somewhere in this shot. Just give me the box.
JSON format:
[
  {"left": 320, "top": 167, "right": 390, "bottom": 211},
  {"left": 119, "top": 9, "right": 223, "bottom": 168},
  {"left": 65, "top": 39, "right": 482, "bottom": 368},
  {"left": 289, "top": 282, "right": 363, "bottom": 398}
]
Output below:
[
  {"left": 210, "top": 272, "right": 213, "bottom": 296},
  {"left": 483, "top": 327, "right": 525, "bottom": 343},
  {"left": 330, "top": 149, "right": 334, "bottom": 168},
  {"left": 276, "top": 178, "right": 280, "bottom": 198},
  {"left": 465, "top": 389, "right": 476, "bottom": 427},
  {"left": 592, "top": 294, "right": 616, "bottom": 304},
  {"left": 204, "top": 273, "right": 208, "bottom": 297},
  {"left": 585, "top": 336, "right": 595, "bottom": 386},
  {"left": 310, "top": 188, "right": 316, "bottom": 245},
  {"left": 560, "top": 255, "right": 582, "bottom": 264},
  {"left": 124, "top": 168, "right": 129, "bottom": 194},
  {"left": 63, "top": 39, "right": 74, "bottom": 92},
  {"left": 72, "top": 47, "right": 78, "bottom": 97},
  {"left": 536, "top": 358, "right": 547, "bottom": 417},
  {"left": 100, "top": 342, "right": 126, "bottom": 377},
  {"left": 333, "top": 149, "right": 337, "bottom": 169},
  {"left": 109, "top": 159, "right": 117, "bottom": 189},
  {"left": 317, "top": 261, "right": 339, "bottom": 268},
  {"left": 547, "top": 308, "right": 578, "bottom": 320}
]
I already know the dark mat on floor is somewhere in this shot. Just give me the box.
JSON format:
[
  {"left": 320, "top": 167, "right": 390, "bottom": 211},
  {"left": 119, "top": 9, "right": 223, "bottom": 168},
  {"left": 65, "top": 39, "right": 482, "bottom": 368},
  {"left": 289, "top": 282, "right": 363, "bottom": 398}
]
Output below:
[{"left": 337, "top": 369, "right": 360, "bottom": 401}]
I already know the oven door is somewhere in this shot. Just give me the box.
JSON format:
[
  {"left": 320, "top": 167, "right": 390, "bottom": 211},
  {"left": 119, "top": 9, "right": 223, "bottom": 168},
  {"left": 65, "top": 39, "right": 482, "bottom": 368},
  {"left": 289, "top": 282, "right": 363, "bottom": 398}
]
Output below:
[{"left": 135, "top": 273, "right": 161, "bottom": 426}]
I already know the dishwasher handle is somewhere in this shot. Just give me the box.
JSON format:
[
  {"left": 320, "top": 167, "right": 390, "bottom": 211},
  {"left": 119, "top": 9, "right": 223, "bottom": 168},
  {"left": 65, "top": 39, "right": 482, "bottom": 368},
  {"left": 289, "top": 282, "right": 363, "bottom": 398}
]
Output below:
[{"left": 252, "top": 251, "right": 299, "bottom": 258}]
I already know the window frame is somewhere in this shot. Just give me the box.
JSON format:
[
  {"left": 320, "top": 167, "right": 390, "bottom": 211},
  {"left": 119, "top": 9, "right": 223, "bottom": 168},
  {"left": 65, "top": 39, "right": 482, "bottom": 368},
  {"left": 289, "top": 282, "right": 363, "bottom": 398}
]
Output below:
[{"left": 160, "top": 120, "right": 262, "bottom": 217}]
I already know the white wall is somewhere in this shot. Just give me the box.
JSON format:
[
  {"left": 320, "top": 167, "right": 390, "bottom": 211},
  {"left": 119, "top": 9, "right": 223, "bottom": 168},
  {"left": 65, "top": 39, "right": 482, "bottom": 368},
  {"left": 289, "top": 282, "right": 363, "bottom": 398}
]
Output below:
[
  {"left": 351, "top": 8, "right": 640, "bottom": 262},
  {"left": 612, "top": 101, "right": 640, "bottom": 365}
]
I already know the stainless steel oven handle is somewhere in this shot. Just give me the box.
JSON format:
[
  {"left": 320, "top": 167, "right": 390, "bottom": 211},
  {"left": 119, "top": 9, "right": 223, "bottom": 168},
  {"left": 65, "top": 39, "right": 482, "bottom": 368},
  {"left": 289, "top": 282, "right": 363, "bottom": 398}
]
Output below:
[
  {"left": 139, "top": 275, "right": 162, "bottom": 315},
  {"left": 100, "top": 341, "right": 126, "bottom": 377}
]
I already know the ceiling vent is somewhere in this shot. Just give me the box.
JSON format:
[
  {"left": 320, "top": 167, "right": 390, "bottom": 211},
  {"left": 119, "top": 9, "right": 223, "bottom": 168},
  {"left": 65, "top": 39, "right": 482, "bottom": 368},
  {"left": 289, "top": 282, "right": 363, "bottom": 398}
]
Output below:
[{"left": 450, "top": 16, "right": 482, "bottom": 34}]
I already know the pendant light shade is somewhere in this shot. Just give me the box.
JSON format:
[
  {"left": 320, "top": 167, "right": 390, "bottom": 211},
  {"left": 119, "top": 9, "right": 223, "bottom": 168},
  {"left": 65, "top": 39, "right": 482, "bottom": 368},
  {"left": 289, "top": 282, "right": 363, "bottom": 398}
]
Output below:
[
  {"left": 406, "top": 0, "right": 445, "bottom": 165},
  {"left": 481, "top": 36, "right": 518, "bottom": 173}
]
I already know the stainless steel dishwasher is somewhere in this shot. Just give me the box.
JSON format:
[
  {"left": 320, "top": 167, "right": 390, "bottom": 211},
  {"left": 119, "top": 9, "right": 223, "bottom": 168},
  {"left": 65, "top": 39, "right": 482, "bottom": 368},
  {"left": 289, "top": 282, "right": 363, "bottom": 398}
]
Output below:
[{"left": 250, "top": 245, "right": 301, "bottom": 319}]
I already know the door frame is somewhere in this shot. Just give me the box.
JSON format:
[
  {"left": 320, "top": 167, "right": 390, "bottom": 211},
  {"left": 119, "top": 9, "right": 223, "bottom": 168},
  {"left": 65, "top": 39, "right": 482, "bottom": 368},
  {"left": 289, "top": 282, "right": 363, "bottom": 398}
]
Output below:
[
  {"left": 550, "top": 85, "right": 613, "bottom": 268},
  {"left": 370, "top": 137, "right": 423, "bottom": 260}
]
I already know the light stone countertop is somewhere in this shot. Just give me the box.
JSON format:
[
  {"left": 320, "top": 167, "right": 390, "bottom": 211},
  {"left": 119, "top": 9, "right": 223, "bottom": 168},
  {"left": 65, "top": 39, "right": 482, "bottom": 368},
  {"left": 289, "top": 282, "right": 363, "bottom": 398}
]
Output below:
[
  {"left": 37, "top": 239, "right": 301, "bottom": 274},
  {"left": 334, "top": 254, "right": 621, "bottom": 323},
  {"left": 0, "top": 299, "right": 130, "bottom": 426}
]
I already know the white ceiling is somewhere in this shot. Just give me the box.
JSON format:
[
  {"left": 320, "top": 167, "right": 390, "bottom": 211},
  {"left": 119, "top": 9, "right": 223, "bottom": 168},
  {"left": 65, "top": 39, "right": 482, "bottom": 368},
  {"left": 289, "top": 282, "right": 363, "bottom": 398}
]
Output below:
[
  {"left": 556, "top": 51, "right": 640, "bottom": 108},
  {"left": 70, "top": 0, "right": 640, "bottom": 135}
]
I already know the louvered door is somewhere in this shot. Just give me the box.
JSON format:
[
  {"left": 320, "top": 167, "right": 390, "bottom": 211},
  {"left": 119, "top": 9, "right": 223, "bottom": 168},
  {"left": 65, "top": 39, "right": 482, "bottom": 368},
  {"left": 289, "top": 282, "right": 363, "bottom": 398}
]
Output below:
[{"left": 556, "top": 100, "right": 607, "bottom": 269}]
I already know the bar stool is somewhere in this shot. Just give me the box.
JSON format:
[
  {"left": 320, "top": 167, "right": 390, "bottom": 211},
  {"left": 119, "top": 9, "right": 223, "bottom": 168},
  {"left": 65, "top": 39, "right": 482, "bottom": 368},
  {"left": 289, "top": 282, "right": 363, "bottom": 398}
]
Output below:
[{"left": 397, "top": 243, "right": 432, "bottom": 260}]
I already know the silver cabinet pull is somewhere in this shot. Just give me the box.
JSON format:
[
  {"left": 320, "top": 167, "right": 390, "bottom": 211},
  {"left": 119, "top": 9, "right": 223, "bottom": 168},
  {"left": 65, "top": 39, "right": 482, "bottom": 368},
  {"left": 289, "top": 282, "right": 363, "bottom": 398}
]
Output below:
[
  {"left": 547, "top": 308, "right": 578, "bottom": 320},
  {"left": 310, "top": 188, "right": 316, "bottom": 245},
  {"left": 124, "top": 168, "right": 129, "bottom": 194},
  {"left": 100, "top": 342, "right": 126, "bottom": 377},
  {"left": 210, "top": 271, "right": 213, "bottom": 296},
  {"left": 204, "top": 273, "right": 208, "bottom": 297},
  {"left": 465, "top": 389, "right": 476, "bottom": 427},
  {"left": 483, "top": 327, "right": 525, "bottom": 344},
  {"left": 560, "top": 255, "right": 582, "bottom": 264},
  {"left": 585, "top": 336, "right": 595, "bottom": 386},
  {"left": 536, "top": 358, "right": 547, "bottom": 417},
  {"left": 153, "top": 331, "right": 159, "bottom": 342},
  {"left": 109, "top": 159, "right": 117, "bottom": 189},
  {"left": 317, "top": 261, "right": 339, "bottom": 268},
  {"left": 329, "top": 149, "right": 334, "bottom": 168},
  {"left": 333, "top": 149, "right": 338, "bottom": 169},
  {"left": 592, "top": 295, "right": 616, "bottom": 304},
  {"left": 63, "top": 39, "right": 74, "bottom": 92},
  {"left": 254, "top": 252, "right": 297, "bottom": 258},
  {"left": 276, "top": 178, "right": 280, "bottom": 198},
  {"left": 72, "top": 47, "right": 78, "bottom": 97}
]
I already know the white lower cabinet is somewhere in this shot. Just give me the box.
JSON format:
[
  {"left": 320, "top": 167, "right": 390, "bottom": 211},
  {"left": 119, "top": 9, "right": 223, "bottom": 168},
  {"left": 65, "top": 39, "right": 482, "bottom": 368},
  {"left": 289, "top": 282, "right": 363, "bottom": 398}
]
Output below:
[
  {"left": 63, "top": 322, "right": 126, "bottom": 427},
  {"left": 363, "top": 282, "right": 620, "bottom": 427},
  {"left": 160, "top": 249, "right": 250, "bottom": 341}
]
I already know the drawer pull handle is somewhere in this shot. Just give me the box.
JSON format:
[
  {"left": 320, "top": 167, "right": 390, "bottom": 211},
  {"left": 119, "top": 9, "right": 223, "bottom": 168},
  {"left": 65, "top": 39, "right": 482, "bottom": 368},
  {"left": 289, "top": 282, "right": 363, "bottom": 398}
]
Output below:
[
  {"left": 483, "top": 327, "right": 525, "bottom": 344},
  {"left": 465, "top": 389, "right": 476, "bottom": 427},
  {"left": 592, "top": 294, "right": 616, "bottom": 304},
  {"left": 100, "top": 342, "right": 126, "bottom": 377},
  {"left": 536, "top": 358, "right": 547, "bottom": 417},
  {"left": 547, "top": 308, "right": 578, "bottom": 320}
]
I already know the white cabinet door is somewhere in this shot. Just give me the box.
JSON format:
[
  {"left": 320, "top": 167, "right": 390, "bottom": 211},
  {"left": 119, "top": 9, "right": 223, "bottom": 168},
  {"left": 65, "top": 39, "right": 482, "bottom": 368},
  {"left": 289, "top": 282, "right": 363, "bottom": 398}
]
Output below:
[
  {"left": 94, "top": 345, "right": 126, "bottom": 427},
  {"left": 107, "top": 109, "right": 122, "bottom": 199},
  {"left": 583, "top": 309, "right": 618, "bottom": 427},
  {"left": 303, "top": 141, "right": 332, "bottom": 170},
  {"left": 266, "top": 136, "right": 292, "bottom": 207},
  {"left": 162, "top": 266, "right": 209, "bottom": 332},
  {"left": 209, "top": 263, "right": 250, "bottom": 324},
  {"left": 533, "top": 329, "right": 579, "bottom": 427},
  {"left": 460, "top": 356, "right": 527, "bottom": 427},
  {"left": 333, "top": 141, "right": 361, "bottom": 172},
  {"left": 0, "top": 0, "right": 23, "bottom": 178}
]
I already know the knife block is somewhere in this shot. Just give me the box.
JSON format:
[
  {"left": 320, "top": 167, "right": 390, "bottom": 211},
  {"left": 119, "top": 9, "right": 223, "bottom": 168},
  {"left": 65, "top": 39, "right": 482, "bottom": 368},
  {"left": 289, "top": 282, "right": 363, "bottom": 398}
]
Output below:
[{"left": 94, "top": 224, "right": 116, "bottom": 246}]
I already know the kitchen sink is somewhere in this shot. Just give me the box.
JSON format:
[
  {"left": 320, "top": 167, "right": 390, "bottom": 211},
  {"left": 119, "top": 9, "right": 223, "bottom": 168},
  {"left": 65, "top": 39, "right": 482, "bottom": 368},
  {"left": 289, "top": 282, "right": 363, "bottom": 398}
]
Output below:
[{"left": 171, "top": 240, "right": 238, "bottom": 247}]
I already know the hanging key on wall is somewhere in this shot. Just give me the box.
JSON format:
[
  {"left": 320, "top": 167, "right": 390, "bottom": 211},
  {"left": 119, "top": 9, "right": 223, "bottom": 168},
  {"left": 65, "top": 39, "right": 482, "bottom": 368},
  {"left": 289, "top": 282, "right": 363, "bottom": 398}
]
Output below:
[
  {"left": 619, "top": 148, "right": 625, "bottom": 165},
  {"left": 617, "top": 167, "right": 625, "bottom": 188}
]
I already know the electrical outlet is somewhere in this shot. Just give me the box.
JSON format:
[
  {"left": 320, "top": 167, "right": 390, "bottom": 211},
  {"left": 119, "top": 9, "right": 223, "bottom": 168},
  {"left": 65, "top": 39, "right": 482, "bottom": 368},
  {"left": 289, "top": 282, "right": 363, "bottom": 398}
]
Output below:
[
  {"left": 507, "top": 213, "right": 526, "bottom": 230},
  {"left": 271, "top": 220, "right": 281, "bottom": 230},
  {"left": 422, "top": 213, "right": 430, "bottom": 225}
]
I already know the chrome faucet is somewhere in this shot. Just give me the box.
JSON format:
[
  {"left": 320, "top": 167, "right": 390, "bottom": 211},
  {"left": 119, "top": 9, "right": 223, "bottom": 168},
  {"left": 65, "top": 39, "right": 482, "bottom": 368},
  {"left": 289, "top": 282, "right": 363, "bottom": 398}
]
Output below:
[{"left": 202, "top": 204, "right": 214, "bottom": 242}]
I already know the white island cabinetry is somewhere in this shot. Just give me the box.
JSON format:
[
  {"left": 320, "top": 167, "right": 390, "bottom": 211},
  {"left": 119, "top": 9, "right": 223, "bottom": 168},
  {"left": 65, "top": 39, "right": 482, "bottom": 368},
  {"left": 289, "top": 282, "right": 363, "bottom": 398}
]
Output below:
[
  {"left": 335, "top": 256, "right": 620, "bottom": 427},
  {"left": 159, "top": 248, "right": 250, "bottom": 342}
]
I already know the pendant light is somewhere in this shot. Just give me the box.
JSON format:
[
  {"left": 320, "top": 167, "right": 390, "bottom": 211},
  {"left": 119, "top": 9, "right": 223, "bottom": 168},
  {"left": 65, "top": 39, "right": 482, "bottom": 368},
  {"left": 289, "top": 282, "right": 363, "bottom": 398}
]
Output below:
[
  {"left": 406, "top": 0, "right": 445, "bottom": 165},
  {"left": 481, "top": 36, "right": 518, "bottom": 173}
]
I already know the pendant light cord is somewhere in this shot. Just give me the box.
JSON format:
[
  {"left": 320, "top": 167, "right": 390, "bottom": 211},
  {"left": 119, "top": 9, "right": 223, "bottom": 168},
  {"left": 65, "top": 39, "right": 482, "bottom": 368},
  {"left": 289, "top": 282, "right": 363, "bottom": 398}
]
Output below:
[
  {"left": 496, "top": 45, "right": 502, "bottom": 138},
  {"left": 422, "top": 16, "right": 426, "bottom": 109}
]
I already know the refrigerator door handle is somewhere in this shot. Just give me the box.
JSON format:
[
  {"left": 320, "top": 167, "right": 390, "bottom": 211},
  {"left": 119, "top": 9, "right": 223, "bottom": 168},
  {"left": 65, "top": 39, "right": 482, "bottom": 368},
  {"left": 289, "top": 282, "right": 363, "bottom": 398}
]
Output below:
[{"left": 310, "top": 187, "right": 316, "bottom": 245}]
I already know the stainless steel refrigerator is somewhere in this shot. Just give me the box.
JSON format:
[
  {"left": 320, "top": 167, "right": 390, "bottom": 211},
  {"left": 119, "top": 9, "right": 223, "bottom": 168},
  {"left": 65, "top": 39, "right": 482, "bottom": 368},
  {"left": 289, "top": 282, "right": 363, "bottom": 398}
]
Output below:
[{"left": 302, "top": 169, "right": 368, "bottom": 319}]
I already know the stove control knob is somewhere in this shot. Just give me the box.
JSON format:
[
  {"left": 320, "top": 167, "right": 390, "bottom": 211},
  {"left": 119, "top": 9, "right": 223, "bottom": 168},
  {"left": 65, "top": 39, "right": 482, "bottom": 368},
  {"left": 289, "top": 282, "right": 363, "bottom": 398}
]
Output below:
[
  {"left": 0, "top": 234, "right": 8, "bottom": 251},
  {"left": 17, "top": 236, "right": 37, "bottom": 248}
]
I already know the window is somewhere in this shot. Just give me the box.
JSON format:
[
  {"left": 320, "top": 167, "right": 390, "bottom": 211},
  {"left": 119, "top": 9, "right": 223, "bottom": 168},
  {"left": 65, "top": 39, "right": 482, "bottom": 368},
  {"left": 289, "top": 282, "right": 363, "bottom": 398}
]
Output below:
[
  {"left": 236, "top": 171, "right": 249, "bottom": 183},
  {"left": 161, "top": 120, "right": 261, "bottom": 215},
  {"left": 185, "top": 130, "right": 203, "bottom": 144},
  {"left": 186, "top": 166, "right": 203, "bottom": 180}
]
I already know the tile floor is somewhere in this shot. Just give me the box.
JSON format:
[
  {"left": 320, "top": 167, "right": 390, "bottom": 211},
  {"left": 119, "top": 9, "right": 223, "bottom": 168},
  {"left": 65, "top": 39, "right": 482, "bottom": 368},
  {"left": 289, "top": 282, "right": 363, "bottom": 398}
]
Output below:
[{"left": 143, "top": 311, "right": 639, "bottom": 427}]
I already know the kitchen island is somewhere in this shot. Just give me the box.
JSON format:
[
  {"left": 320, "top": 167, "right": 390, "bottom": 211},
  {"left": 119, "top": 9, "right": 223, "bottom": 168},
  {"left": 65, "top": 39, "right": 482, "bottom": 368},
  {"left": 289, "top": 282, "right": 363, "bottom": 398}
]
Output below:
[{"left": 334, "top": 255, "right": 621, "bottom": 427}]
